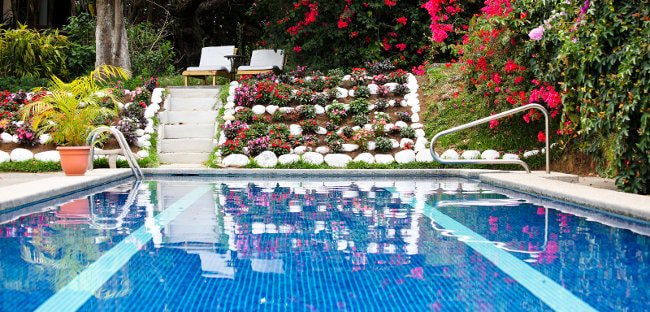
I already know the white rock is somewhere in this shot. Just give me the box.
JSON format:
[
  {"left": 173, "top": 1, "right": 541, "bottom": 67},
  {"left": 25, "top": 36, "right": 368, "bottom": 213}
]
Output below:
[
  {"left": 252, "top": 105, "right": 266, "bottom": 115},
  {"left": 384, "top": 123, "right": 395, "bottom": 132},
  {"left": 368, "top": 104, "right": 376, "bottom": 111},
  {"left": 223, "top": 114, "right": 235, "bottom": 121},
  {"left": 254, "top": 151, "right": 278, "bottom": 168},
  {"left": 302, "top": 152, "right": 324, "bottom": 165},
  {"left": 151, "top": 93, "right": 163, "bottom": 104},
  {"left": 414, "top": 144, "right": 427, "bottom": 152},
  {"left": 368, "top": 84, "right": 379, "bottom": 94},
  {"left": 294, "top": 146, "right": 308, "bottom": 155},
  {"left": 342, "top": 144, "right": 359, "bottom": 152},
  {"left": 135, "top": 129, "right": 146, "bottom": 136},
  {"left": 461, "top": 150, "right": 481, "bottom": 160},
  {"left": 367, "top": 141, "right": 376, "bottom": 151},
  {"left": 416, "top": 150, "right": 434, "bottom": 162},
  {"left": 234, "top": 106, "right": 247, "bottom": 112},
  {"left": 10, "top": 148, "right": 33, "bottom": 162},
  {"left": 225, "top": 102, "right": 235, "bottom": 109},
  {"left": 9, "top": 134, "right": 18, "bottom": 143},
  {"left": 144, "top": 125, "right": 155, "bottom": 134},
  {"left": 352, "top": 126, "right": 360, "bottom": 131},
  {"left": 144, "top": 110, "right": 155, "bottom": 118},
  {"left": 481, "top": 149, "right": 500, "bottom": 160},
  {"left": 411, "top": 123, "right": 423, "bottom": 129},
  {"left": 316, "top": 127, "right": 328, "bottom": 135},
  {"left": 399, "top": 138, "right": 414, "bottom": 148},
  {"left": 336, "top": 87, "right": 348, "bottom": 98},
  {"left": 34, "top": 151, "right": 60, "bottom": 162},
  {"left": 395, "top": 149, "right": 416, "bottom": 164},
  {"left": 415, "top": 137, "right": 428, "bottom": 146},
  {"left": 222, "top": 154, "right": 249, "bottom": 167},
  {"left": 411, "top": 105, "right": 421, "bottom": 113},
  {"left": 354, "top": 153, "right": 375, "bottom": 164},
  {"left": 279, "top": 107, "right": 294, "bottom": 113},
  {"left": 388, "top": 100, "right": 396, "bottom": 107},
  {"left": 390, "top": 139, "right": 399, "bottom": 149},
  {"left": 266, "top": 105, "right": 279, "bottom": 114},
  {"left": 315, "top": 146, "right": 330, "bottom": 154},
  {"left": 230, "top": 81, "right": 239, "bottom": 87},
  {"left": 0, "top": 132, "right": 14, "bottom": 143},
  {"left": 384, "top": 82, "right": 399, "bottom": 92},
  {"left": 314, "top": 105, "right": 325, "bottom": 115},
  {"left": 415, "top": 129, "right": 426, "bottom": 138},
  {"left": 289, "top": 124, "right": 302, "bottom": 136},
  {"left": 395, "top": 121, "right": 408, "bottom": 129},
  {"left": 441, "top": 149, "right": 459, "bottom": 160},
  {"left": 399, "top": 100, "right": 408, "bottom": 107},
  {"left": 375, "top": 154, "right": 395, "bottom": 165},
  {"left": 136, "top": 150, "right": 149, "bottom": 159},
  {"left": 348, "top": 89, "right": 355, "bottom": 97},
  {"left": 324, "top": 154, "right": 352, "bottom": 168},
  {"left": 38, "top": 134, "right": 51, "bottom": 144},
  {"left": 278, "top": 154, "right": 300, "bottom": 165},
  {"left": 503, "top": 153, "right": 520, "bottom": 160},
  {"left": 411, "top": 113, "right": 420, "bottom": 123},
  {"left": 363, "top": 124, "right": 373, "bottom": 131},
  {"left": 0, "top": 151, "right": 9, "bottom": 163},
  {"left": 150, "top": 103, "right": 160, "bottom": 112},
  {"left": 342, "top": 75, "right": 351, "bottom": 81},
  {"left": 523, "top": 150, "right": 540, "bottom": 158},
  {"left": 407, "top": 97, "right": 419, "bottom": 107}
]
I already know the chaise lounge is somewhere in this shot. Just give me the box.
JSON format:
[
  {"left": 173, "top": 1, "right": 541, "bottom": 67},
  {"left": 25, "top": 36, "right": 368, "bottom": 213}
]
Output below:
[
  {"left": 236, "top": 49, "right": 286, "bottom": 77},
  {"left": 182, "top": 45, "right": 236, "bottom": 86}
]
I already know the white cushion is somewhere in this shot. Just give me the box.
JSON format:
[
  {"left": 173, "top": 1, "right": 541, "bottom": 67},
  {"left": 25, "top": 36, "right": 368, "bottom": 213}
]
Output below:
[
  {"left": 193, "top": 45, "right": 235, "bottom": 71},
  {"left": 237, "top": 65, "right": 277, "bottom": 71},
  {"left": 242, "top": 49, "right": 285, "bottom": 71}
]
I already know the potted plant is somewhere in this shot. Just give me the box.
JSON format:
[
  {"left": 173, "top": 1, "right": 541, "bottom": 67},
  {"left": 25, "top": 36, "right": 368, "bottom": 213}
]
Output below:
[{"left": 21, "top": 65, "right": 129, "bottom": 176}]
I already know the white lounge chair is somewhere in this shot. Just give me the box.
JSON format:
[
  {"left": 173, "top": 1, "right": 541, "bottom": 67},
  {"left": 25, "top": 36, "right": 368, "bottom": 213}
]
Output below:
[
  {"left": 236, "top": 49, "right": 286, "bottom": 76},
  {"left": 182, "top": 45, "right": 236, "bottom": 86}
]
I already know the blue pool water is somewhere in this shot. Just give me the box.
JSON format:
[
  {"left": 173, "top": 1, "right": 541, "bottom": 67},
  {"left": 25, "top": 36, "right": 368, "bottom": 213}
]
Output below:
[{"left": 0, "top": 178, "right": 648, "bottom": 311}]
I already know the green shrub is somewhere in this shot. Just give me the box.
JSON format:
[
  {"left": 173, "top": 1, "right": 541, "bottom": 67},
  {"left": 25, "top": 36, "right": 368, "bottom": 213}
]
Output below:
[
  {"left": 0, "top": 77, "right": 49, "bottom": 92},
  {"left": 400, "top": 127, "right": 416, "bottom": 140},
  {"left": 63, "top": 13, "right": 96, "bottom": 78},
  {"left": 375, "top": 136, "right": 393, "bottom": 153},
  {"left": 127, "top": 22, "right": 176, "bottom": 77},
  {"left": 349, "top": 98, "right": 369, "bottom": 116},
  {"left": 0, "top": 25, "right": 69, "bottom": 78}
]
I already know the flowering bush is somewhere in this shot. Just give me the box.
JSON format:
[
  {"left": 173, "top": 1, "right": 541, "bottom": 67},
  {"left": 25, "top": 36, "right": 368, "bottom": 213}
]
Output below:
[
  {"left": 397, "top": 111, "right": 411, "bottom": 123},
  {"left": 248, "top": 135, "right": 271, "bottom": 156},
  {"left": 234, "top": 83, "right": 257, "bottom": 107},
  {"left": 353, "top": 114, "right": 369, "bottom": 127},
  {"left": 15, "top": 122, "right": 38, "bottom": 146},
  {"left": 115, "top": 118, "right": 139, "bottom": 144},
  {"left": 299, "top": 118, "right": 319, "bottom": 134},
  {"left": 349, "top": 99, "right": 369, "bottom": 116},
  {"left": 400, "top": 127, "right": 416, "bottom": 140},
  {"left": 223, "top": 121, "right": 249, "bottom": 140},
  {"left": 270, "top": 138, "right": 291, "bottom": 155},
  {"left": 221, "top": 138, "right": 245, "bottom": 156},
  {"left": 325, "top": 132, "right": 344, "bottom": 153},
  {"left": 352, "top": 129, "right": 374, "bottom": 152},
  {"left": 375, "top": 99, "right": 389, "bottom": 111},
  {"left": 327, "top": 102, "right": 347, "bottom": 125},
  {"left": 375, "top": 136, "right": 393, "bottom": 153},
  {"left": 353, "top": 85, "right": 371, "bottom": 99}
]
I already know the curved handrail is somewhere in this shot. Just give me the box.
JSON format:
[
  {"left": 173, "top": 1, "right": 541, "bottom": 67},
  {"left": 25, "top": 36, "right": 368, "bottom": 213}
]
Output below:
[
  {"left": 429, "top": 103, "right": 550, "bottom": 174},
  {"left": 87, "top": 126, "right": 144, "bottom": 180}
]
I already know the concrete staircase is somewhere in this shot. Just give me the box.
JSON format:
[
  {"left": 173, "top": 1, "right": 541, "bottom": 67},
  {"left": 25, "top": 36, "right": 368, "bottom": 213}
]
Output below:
[{"left": 159, "top": 87, "right": 221, "bottom": 164}]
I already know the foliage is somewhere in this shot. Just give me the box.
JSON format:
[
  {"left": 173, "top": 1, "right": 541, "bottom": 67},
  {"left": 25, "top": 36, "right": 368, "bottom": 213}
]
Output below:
[
  {"left": 127, "top": 22, "right": 176, "bottom": 77},
  {"left": 63, "top": 13, "right": 96, "bottom": 78},
  {"left": 400, "top": 126, "right": 416, "bottom": 140},
  {"left": 327, "top": 102, "right": 347, "bottom": 125},
  {"left": 0, "top": 24, "right": 69, "bottom": 78},
  {"left": 349, "top": 98, "right": 369, "bottom": 116},
  {"left": 0, "top": 77, "right": 49, "bottom": 93},
  {"left": 375, "top": 136, "right": 393, "bottom": 152},
  {"left": 20, "top": 65, "right": 129, "bottom": 146}
]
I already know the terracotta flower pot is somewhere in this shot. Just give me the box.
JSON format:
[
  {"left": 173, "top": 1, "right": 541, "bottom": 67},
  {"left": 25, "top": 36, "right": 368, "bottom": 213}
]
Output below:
[{"left": 57, "top": 146, "right": 91, "bottom": 176}]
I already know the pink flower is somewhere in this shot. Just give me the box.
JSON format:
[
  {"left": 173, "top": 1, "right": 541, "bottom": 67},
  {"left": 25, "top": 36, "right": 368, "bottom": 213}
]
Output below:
[
  {"left": 489, "top": 118, "right": 499, "bottom": 129},
  {"left": 396, "top": 17, "right": 408, "bottom": 25},
  {"left": 528, "top": 25, "right": 545, "bottom": 41},
  {"left": 293, "top": 46, "right": 302, "bottom": 53},
  {"left": 384, "top": 0, "right": 397, "bottom": 7},
  {"left": 395, "top": 43, "right": 407, "bottom": 51}
]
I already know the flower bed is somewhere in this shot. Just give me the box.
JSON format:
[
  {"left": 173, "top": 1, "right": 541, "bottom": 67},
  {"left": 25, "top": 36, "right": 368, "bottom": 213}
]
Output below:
[
  {"left": 216, "top": 66, "right": 429, "bottom": 168},
  {"left": 0, "top": 83, "right": 164, "bottom": 166}
]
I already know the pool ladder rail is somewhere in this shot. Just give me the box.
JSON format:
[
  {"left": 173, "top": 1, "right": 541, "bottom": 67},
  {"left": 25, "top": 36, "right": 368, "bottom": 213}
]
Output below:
[
  {"left": 87, "top": 126, "right": 144, "bottom": 180},
  {"left": 429, "top": 103, "right": 550, "bottom": 174}
]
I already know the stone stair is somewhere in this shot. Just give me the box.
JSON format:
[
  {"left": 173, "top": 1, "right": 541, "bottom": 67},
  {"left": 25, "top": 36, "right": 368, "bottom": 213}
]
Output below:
[{"left": 158, "top": 87, "right": 221, "bottom": 164}]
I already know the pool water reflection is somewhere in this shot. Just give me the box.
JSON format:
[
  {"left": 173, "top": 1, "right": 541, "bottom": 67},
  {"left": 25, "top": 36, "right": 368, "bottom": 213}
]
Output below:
[{"left": 0, "top": 178, "right": 648, "bottom": 311}]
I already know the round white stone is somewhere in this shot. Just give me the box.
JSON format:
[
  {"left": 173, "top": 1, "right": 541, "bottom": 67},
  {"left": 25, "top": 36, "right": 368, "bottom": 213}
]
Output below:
[
  {"left": 354, "top": 153, "right": 375, "bottom": 164},
  {"left": 411, "top": 123, "right": 423, "bottom": 129},
  {"left": 395, "top": 121, "right": 408, "bottom": 129},
  {"left": 225, "top": 102, "right": 235, "bottom": 109},
  {"left": 411, "top": 105, "right": 421, "bottom": 113},
  {"left": 416, "top": 150, "right": 434, "bottom": 162},
  {"left": 314, "top": 105, "right": 325, "bottom": 115},
  {"left": 2, "top": 132, "right": 14, "bottom": 143},
  {"left": 316, "top": 127, "right": 328, "bottom": 135},
  {"left": 503, "top": 153, "right": 520, "bottom": 160},
  {"left": 230, "top": 81, "right": 239, "bottom": 87},
  {"left": 254, "top": 151, "right": 278, "bottom": 168},
  {"left": 342, "top": 144, "right": 359, "bottom": 152},
  {"left": 388, "top": 100, "right": 396, "bottom": 107},
  {"left": 395, "top": 149, "right": 416, "bottom": 164},
  {"left": 266, "top": 105, "right": 279, "bottom": 114},
  {"left": 342, "top": 75, "right": 351, "bottom": 81},
  {"left": 407, "top": 97, "right": 419, "bottom": 107},
  {"left": 144, "top": 125, "right": 155, "bottom": 134},
  {"left": 375, "top": 154, "right": 395, "bottom": 165},
  {"left": 302, "top": 152, "right": 324, "bottom": 165},
  {"left": 384, "top": 83, "right": 398, "bottom": 92},
  {"left": 223, "top": 114, "right": 235, "bottom": 121},
  {"left": 278, "top": 154, "right": 300, "bottom": 165},
  {"left": 289, "top": 124, "right": 302, "bottom": 136},
  {"left": 399, "top": 138, "right": 414, "bottom": 148},
  {"left": 39, "top": 134, "right": 51, "bottom": 144},
  {"left": 222, "top": 154, "right": 249, "bottom": 167},
  {"left": 136, "top": 150, "right": 150, "bottom": 159},
  {"left": 363, "top": 124, "right": 373, "bottom": 131},
  {"left": 415, "top": 129, "right": 426, "bottom": 138},
  {"left": 315, "top": 146, "right": 330, "bottom": 154},
  {"left": 336, "top": 87, "right": 348, "bottom": 98},
  {"left": 411, "top": 113, "right": 420, "bottom": 123},
  {"left": 390, "top": 139, "right": 399, "bottom": 149},
  {"left": 34, "top": 150, "right": 60, "bottom": 162},
  {"left": 135, "top": 129, "right": 146, "bottom": 137},
  {"left": 523, "top": 150, "right": 540, "bottom": 158},
  {"left": 252, "top": 105, "right": 266, "bottom": 115},
  {"left": 0, "top": 151, "right": 9, "bottom": 163},
  {"left": 481, "top": 149, "right": 500, "bottom": 160},
  {"left": 414, "top": 144, "right": 427, "bottom": 152},
  {"left": 367, "top": 141, "right": 376, "bottom": 151},
  {"left": 324, "top": 154, "right": 352, "bottom": 168},
  {"left": 293, "top": 146, "right": 308, "bottom": 155},
  {"left": 461, "top": 150, "right": 481, "bottom": 160},
  {"left": 367, "top": 84, "right": 379, "bottom": 94},
  {"left": 10, "top": 148, "right": 34, "bottom": 162},
  {"left": 399, "top": 100, "right": 408, "bottom": 107},
  {"left": 441, "top": 149, "right": 459, "bottom": 160},
  {"left": 384, "top": 123, "right": 394, "bottom": 132},
  {"left": 348, "top": 89, "right": 356, "bottom": 97},
  {"left": 144, "top": 110, "right": 155, "bottom": 118}
]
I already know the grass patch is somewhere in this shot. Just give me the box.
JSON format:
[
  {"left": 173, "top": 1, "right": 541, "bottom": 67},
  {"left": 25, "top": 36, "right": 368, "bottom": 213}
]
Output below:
[{"left": 0, "top": 160, "right": 61, "bottom": 172}]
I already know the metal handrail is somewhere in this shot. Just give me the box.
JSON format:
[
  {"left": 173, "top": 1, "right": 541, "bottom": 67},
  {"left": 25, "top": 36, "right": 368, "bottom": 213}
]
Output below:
[
  {"left": 87, "top": 126, "right": 144, "bottom": 179},
  {"left": 429, "top": 103, "right": 550, "bottom": 174}
]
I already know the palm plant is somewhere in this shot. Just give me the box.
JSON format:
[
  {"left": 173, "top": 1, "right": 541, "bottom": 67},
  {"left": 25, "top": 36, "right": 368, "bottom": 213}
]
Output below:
[{"left": 21, "top": 65, "right": 130, "bottom": 146}]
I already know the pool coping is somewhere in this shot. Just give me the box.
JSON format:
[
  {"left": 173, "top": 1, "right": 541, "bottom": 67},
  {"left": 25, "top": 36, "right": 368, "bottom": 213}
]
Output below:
[{"left": 0, "top": 168, "right": 648, "bottom": 222}]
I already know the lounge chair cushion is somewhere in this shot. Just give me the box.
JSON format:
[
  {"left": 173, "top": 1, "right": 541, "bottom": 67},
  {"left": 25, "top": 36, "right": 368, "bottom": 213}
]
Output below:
[
  {"left": 186, "top": 45, "right": 235, "bottom": 72},
  {"left": 240, "top": 49, "right": 285, "bottom": 71}
]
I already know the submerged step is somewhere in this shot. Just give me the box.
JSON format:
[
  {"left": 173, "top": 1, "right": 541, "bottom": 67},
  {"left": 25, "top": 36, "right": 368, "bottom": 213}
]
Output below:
[{"left": 160, "top": 138, "right": 214, "bottom": 153}]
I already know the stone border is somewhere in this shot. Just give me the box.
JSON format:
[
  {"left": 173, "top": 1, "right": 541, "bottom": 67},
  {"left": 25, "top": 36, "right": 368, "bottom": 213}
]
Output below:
[{"left": 1, "top": 168, "right": 648, "bottom": 223}]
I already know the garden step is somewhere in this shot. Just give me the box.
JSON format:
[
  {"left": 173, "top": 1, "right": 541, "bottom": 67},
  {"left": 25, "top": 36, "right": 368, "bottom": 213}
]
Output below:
[
  {"left": 169, "top": 97, "right": 218, "bottom": 111},
  {"left": 165, "top": 111, "right": 218, "bottom": 125},
  {"left": 159, "top": 152, "right": 212, "bottom": 164},
  {"left": 167, "top": 87, "right": 221, "bottom": 99},
  {"left": 163, "top": 124, "right": 215, "bottom": 139},
  {"left": 160, "top": 138, "right": 214, "bottom": 153}
]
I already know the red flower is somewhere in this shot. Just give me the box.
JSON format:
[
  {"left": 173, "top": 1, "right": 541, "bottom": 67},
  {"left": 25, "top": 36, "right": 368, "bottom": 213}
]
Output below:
[
  {"left": 396, "top": 17, "right": 408, "bottom": 25},
  {"left": 384, "top": 0, "right": 397, "bottom": 7},
  {"left": 395, "top": 43, "right": 407, "bottom": 51},
  {"left": 489, "top": 118, "right": 499, "bottom": 129},
  {"left": 293, "top": 46, "right": 302, "bottom": 53},
  {"left": 537, "top": 131, "right": 546, "bottom": 143},
  {"left": 337, "top": 19, "right": 348, "bottom": 29}
]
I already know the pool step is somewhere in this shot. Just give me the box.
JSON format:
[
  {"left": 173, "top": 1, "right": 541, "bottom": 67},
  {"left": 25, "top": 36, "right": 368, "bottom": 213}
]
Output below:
[{"left": 159, "top": 152, "right": 212, "bottom": 164}]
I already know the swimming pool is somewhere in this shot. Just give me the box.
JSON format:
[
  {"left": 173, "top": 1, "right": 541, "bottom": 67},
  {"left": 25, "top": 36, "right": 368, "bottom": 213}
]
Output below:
[{"left": 0, "top": 177, "right": 648, "bottom": 311}]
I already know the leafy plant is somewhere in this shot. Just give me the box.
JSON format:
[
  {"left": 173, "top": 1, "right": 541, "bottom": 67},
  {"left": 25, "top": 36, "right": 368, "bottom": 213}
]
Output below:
[
  {"left": 375, "top": 136, "right": 393, "bottom": 153},
  {"left": 21, "top": 65, "right": 129, "bottom": 146},
  {"left": 349, "top": 98, "right": 369, "bottom": 116},
  {"left": 127, "top": 22, "right": 176, "bottom": 77},
  {"left": 0, "top": 24, "right": 69, "bottom": 78},
  {"left": 400, "top": 127, "right": 416, "bottom": 140},
  {"left": 327, "top": 102, "right": 347, "bottom": 125},
  {"left": 354, "top": 85, "right": 371, "bottom": 99}
]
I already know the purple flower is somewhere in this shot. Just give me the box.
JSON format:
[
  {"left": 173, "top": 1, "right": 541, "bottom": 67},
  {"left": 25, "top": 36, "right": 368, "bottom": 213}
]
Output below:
[
  {"left": 528, "top": 26, "right": 545, "bottom": 41},
  {"left": 580, "top": 0, "right": 590, "bottom": 16}
]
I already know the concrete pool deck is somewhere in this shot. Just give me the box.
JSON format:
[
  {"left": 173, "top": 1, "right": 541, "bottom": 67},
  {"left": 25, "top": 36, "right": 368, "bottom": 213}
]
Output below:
[{"left": 0, "top": 168, "right": 648, "bottom": 221}]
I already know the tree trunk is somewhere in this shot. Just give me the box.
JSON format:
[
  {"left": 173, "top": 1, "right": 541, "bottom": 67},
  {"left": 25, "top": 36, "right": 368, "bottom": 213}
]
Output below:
[{"left": 95, "top": 0, "right": 131, "bottom": 72}]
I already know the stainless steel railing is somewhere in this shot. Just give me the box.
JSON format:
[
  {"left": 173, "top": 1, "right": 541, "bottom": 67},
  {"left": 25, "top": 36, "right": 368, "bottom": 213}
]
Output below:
[
  {"left": 429, "top": 103, "right": 550, "bottom": 174},
  {"left": 87, "top": 126, "right": 144, "bottom": 180}
]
